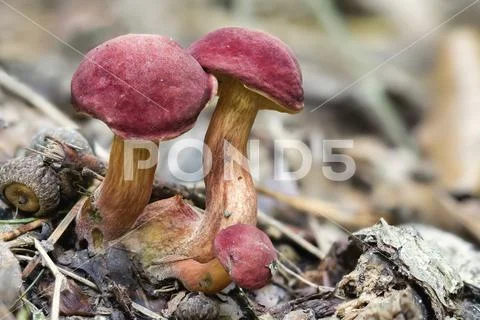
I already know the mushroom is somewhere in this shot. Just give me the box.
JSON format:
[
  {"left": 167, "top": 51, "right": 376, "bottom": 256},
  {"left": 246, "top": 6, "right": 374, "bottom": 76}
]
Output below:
[
  {"left": 71, "top": 34, "right": 215, "bottom": 244},
  {"left": 121, "top": 27, "right": 301, "bottom": 292},
  {"left": 187, "top": 26, "right": 304, "bottom": 260}
]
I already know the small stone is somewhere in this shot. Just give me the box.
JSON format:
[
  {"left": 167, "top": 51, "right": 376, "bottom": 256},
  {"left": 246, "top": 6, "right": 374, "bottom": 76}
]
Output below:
[
  {"left": 283, "top": 309, "right": 315, "bottom": 320},
  {"left": 0, "top": 241, "right": 22, "bottom": 306},
  {"left": 56, "top": 249, "right": 75, "bottom": 265},
  {"left": 174, "top": 294, "right": 219, "bottom": 320},
  {"left": 255, "top": 284, "right": 289, "bottom": 309},
  {"left": 218, "top": 295, "right": 244, "bottom": 320}
]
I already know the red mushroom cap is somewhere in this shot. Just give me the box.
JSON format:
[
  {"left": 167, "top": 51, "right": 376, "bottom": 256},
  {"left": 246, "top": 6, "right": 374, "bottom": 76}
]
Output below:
[
  {"left": 72, "top": 34, "right": 216, "bottom": 140},
  {"left": 214, "top": 224, "right": 277, "bottom": 290},
  {"left": 188, "top": 27, "right": 303, "bottom": 112}
]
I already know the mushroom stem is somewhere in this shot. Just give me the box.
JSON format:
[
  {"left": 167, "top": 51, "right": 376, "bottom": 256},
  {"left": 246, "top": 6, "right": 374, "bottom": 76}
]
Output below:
[
  {"left": 80, "top": 135, "right": 157, "bottom": 241},
  {"left": 193, "top": 77, "right": 259, "bottom": 261}
]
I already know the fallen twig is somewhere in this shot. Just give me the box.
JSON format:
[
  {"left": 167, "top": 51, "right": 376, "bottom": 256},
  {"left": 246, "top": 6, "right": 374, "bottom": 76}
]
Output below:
[
  {"left": 7, "top": 269, "right": 45, "bottom": 315},
  {"left": 0, "top": 68, "right": 109, "bottom": 160},
  {"left": 276, "top": 260, "right": 334, "bottom": 294},
  {"left": 0, "top": 68, "right": 77, "bottom": 128},
  {"left": 0, "top": 218, "right": 48, "bottom": 241},
  {"left": 434, "top": 190, "right": 480, "bottom": 243},
  {"left": 34, "top": 239, "right": 66, "bottom": 320},
  {"left": 258, "top": 210, "right": 324, "bottom": 259},
  {"left": 58, "top": 266, "right": 98, "bottom": 291},
  {"left": 131, "top": 301, "right": 167, "bottom": 320},
  {"left": 257, "top": 185, "right": 377, "bottom": 228},
  {"left": 16, "top": 254, "right": 98, "bottom": 291},
  {"left": 82, "top": 167, "right": 105, "bottom": 181}
]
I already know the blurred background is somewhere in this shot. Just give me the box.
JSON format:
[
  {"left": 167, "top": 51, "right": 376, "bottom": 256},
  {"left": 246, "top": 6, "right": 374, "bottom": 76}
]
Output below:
[{"left": 1, "top": 0, "right": 480, "bottom": 244}]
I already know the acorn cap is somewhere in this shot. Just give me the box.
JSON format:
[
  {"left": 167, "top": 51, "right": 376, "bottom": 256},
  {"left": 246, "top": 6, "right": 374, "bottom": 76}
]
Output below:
[
  {"left": 71, "top": 34, "right": 216, "bottom": 140},
  {"left": 28, "top": 128, "right": 93, "bottom": 155},
  {"left": 0, "top": 155, "right": 60, "bottom": 216},
  {"left": 188, "top": 27, "right": 303, "bottom": 112},
  {"left": 214, "top": 224, "right": 277, "bottom": 290}
]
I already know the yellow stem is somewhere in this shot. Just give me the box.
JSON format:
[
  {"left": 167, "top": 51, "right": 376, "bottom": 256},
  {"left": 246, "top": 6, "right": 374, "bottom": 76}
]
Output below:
[
  {"left": 93, "top": 135, "right": 157, "bottom": 241},
  {"left": 193, "top": 77, "right": 259, "bottom": 261}
]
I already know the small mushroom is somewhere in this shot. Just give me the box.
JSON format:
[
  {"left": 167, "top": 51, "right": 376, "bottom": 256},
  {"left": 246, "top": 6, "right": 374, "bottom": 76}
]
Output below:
[
  {"left": 0, "top": 155, "right": 60, "bottom": 216},
  {"left": 214, "top": 224, "right": 277, "bottom": 290},
  {"left": 71, "top": 34, "right": 216, "bottom": 245}
]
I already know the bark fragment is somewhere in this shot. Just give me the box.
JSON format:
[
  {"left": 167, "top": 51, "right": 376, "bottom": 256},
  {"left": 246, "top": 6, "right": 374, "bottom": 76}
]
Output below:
[{"left": 351, "top": 219, "right": 462, "bottom": 318}]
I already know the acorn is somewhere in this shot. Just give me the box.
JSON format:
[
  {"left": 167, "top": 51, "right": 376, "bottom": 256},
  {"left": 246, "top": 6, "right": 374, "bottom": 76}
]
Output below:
[
  {"left": 30, "top": 127, "right": 106, "bottom": 196},
  {"left": 27, "top": 128, "right": 105, "bottom": 175},
  {"left": 28, "top": 127, "right": 93, "bottom": 157},
  {"left": 0, "top": 128, "right": 102, "bottom": 216},
  {"left": 0, "top": 155, "right": 60, "bottom": 216}
]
